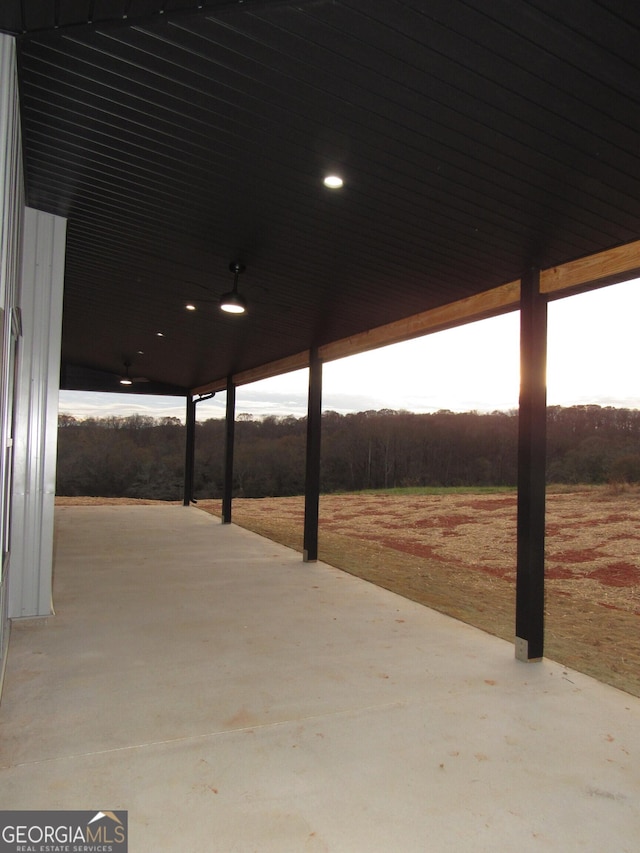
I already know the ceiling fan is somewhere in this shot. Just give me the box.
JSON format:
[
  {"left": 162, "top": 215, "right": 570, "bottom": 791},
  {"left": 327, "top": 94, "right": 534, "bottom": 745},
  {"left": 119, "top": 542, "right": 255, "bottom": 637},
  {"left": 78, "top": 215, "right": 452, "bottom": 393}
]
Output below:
[{"left": 119, "top": 360, "right": 150, "bottom": 386}]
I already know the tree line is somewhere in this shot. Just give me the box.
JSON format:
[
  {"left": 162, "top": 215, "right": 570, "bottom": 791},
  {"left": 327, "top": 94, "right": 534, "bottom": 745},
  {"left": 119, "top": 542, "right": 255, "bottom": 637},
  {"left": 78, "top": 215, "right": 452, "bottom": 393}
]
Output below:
[{"left": 55, "top": 405, "right": 640, "bottom": 500}]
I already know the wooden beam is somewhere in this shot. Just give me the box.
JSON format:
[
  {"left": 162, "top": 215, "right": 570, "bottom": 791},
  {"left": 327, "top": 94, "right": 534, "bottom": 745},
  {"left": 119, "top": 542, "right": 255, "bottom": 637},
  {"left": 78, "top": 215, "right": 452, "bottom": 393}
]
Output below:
[
  {"left": 232, "top": 351, "right": 311, "bottom": 387},
  {"left": 318, "top": 279, "right": 521, "bottom": 363},
  {"left": 540, "top": 239, "right": 640, "bottom": 298},
  {"left": 190, "top": 238, "right": 640, "bottom": 397},
  {"left": 192, "top": 350, "right": 310, "bottom": 396},
  {"left": 190, "top": 281, "right": 521, "bottom": 396},
  {"left": 192, "top": 377, "right": 227, "bottom": 396}
]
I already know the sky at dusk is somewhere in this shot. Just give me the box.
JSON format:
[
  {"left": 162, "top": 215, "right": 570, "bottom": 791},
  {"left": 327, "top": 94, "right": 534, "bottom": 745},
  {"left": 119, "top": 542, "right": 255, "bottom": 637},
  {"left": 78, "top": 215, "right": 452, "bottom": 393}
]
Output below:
[{"left": 59, "top": 279, "right": 639, "bottom": 422}]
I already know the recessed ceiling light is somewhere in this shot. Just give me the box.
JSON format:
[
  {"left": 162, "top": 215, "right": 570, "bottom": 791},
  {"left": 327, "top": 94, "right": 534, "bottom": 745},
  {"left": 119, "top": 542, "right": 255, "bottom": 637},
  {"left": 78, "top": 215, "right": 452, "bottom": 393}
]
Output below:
[
  {"left": 185, "top": 303, "right": 196, "bottom": 311},
  {"left": 156, "top": 331, "right": 164, "bottom": 337},
  {"left": 323, "top": 174, "right": 344, "bottom": 189}
]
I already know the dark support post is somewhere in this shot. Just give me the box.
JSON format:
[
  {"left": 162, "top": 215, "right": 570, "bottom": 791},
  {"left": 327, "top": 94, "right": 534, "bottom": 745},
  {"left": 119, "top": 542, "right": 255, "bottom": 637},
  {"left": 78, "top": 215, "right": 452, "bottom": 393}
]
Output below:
[
  {"left": 222, "top": 377, "right": 236, "bottom": 524},
  {"left": 183, "top": 394, "right": 196, "bottom": 506},
  {"left": 303, "top": 350, "right": 323, "bottom": 562},
  {"left": 515, "top": 268, "right": 547, "bottom": 662}
]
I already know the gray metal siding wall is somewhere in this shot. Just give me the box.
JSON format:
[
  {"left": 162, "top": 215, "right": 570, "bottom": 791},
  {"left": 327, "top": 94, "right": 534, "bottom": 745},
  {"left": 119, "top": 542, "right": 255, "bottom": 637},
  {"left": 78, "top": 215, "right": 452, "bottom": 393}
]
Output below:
[
  {"left": 10, "top": 208, "right": 66, "bottom": 619},
  {"left": 0, "top": 32, "right": 25, "bottom": 691}
]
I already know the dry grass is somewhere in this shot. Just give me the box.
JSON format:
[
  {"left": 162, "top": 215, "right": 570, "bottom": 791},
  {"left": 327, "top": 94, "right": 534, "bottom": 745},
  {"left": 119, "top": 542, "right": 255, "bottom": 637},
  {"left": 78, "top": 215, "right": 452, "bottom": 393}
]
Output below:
[{"left": 56, "top": 487, "right": 640, "bottom": 697}]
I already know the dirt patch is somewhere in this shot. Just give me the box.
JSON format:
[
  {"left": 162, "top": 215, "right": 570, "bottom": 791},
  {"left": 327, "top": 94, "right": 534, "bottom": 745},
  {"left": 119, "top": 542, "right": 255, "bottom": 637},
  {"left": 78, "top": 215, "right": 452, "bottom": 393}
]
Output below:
[
  {"left": 588, "top": 563, "right": 640, "bottom": 587},
  {"left": 56, "top": 486, "right": 640, "bottom": 697}
]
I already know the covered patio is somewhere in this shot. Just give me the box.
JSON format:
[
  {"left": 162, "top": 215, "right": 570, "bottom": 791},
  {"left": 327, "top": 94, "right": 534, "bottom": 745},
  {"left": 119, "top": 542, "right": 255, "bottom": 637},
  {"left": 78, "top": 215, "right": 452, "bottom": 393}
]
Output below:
[
  {"left": 3, "top": 0, "right": 640, "bottom": 675},
  {"left": 1, "top": 505, "right": 638, "bottom": 851}
]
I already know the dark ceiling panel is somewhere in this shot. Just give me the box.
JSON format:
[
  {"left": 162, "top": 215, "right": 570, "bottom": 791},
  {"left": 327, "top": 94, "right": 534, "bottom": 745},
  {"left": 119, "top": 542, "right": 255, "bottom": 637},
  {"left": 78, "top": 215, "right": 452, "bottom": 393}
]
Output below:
[{"left": 2, "top": 0, "right": 639, "bottom": 392}]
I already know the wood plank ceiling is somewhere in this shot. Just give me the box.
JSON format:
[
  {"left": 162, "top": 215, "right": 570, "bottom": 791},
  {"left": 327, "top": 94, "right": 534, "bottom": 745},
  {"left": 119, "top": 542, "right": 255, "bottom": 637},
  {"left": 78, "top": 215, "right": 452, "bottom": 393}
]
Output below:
[{"left": 2, "top": 1, "right": 640, "bottom": 394}]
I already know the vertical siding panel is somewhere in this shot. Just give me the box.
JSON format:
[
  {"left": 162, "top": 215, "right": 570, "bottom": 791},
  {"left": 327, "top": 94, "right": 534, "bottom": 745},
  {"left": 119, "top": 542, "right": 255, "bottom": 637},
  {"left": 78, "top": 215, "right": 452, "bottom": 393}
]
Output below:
[
  {"left": 10, "top": 208, "right": 66, "bottom": 618},
  {"left": 0, "top": 33, "right": 25, "bottom": 688}
]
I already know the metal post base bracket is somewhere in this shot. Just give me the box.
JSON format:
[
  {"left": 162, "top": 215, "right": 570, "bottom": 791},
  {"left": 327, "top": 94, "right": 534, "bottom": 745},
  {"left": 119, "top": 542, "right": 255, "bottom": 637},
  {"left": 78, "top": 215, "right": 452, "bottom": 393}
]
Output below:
[{"left": 515, "top": 636, "right": 543, "bottom": 662}]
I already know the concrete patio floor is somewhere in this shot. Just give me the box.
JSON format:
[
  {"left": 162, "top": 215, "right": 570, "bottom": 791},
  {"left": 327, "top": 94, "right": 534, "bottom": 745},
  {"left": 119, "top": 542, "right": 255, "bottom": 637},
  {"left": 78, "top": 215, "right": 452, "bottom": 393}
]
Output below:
[{"left": 1, "top": 504, "right": 639, "bottom": 852}]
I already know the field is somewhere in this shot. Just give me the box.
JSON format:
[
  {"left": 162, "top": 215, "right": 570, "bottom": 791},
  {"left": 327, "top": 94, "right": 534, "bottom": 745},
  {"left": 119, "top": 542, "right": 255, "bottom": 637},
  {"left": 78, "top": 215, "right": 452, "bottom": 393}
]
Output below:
[{"left": 56, "top": 486, "right": 640, "bottom": 696}]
